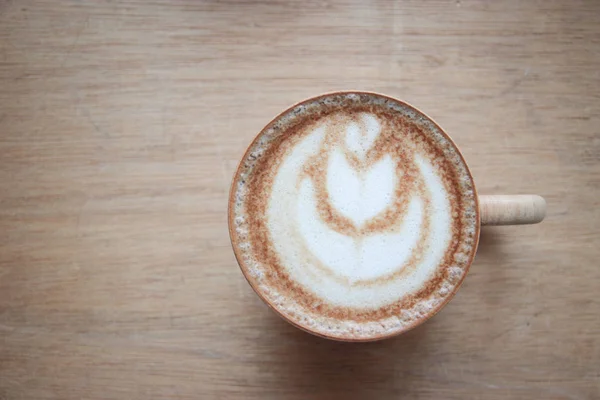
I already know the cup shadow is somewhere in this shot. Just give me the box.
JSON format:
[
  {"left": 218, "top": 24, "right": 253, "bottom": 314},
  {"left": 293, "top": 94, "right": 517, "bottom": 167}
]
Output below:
[
  {"left": 476, "top": 226, "right": 508, "bottom": 262},
  {"left": 249, "top": 229, "right": 507, "bottom": 398},
  {"left": 466, "top": 226, "right": 511, "bottom": 309},
  {"left": 256, "top": 311, "right": 433, "bottom": 399}
]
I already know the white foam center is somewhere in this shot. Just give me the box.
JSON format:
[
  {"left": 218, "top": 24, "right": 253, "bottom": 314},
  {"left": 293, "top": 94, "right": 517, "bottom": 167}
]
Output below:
[
  {"left": 327, "top": 150, "right": 396, "bottom": 227},
  {"left": 266, "top": 112, "right": 452, "bottom": 308}
]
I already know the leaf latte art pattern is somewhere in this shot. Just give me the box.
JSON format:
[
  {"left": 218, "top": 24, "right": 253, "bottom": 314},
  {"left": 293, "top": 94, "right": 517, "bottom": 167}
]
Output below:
[
  {"left": 274, "top": 112, "right": 442, "bottom": 287},
  {"left": 230, "top": 93, "right": 478, "bottom": 340}
]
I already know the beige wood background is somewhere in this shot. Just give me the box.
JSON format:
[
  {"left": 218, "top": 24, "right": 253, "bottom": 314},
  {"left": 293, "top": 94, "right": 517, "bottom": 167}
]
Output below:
[{"left": 1, "top": 1, "right": 599, "bottom": 399}]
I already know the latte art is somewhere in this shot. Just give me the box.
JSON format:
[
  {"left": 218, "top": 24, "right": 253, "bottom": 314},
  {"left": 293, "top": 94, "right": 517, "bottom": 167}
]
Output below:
[
  {"left": 230, "top": 93, "right": 478, "bottom": 340},
  {"left": 270, "top": 112, "right": 448, "bottom": 293}
]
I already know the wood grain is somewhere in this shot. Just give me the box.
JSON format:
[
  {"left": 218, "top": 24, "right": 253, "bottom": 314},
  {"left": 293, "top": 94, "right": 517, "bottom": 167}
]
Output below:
[
  {"left": 1, "top": 0, "right": 598, "bottom": 399},
  {"left": 480, "top": 195, "right": 547, "bottom": 225}
]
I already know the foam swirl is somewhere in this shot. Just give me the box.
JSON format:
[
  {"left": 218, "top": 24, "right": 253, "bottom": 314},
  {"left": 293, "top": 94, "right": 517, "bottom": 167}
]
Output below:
[{"left": 230, "top": 93, "right": 479, "bottom": 340}]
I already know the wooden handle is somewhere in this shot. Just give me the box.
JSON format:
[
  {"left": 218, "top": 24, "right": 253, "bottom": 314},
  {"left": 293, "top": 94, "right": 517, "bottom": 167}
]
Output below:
[{"left": 479, "top": 195, "right": 546, "bottom": 226}]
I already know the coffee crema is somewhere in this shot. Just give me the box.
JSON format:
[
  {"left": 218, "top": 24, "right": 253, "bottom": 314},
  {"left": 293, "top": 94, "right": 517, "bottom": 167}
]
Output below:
[{"left": 229, "top": 92, "right": 479, "bottom": 340}]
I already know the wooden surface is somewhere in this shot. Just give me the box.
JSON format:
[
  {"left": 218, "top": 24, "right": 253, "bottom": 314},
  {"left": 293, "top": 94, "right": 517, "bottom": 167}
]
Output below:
[{"left": 1, "top": 1, "right": 599, "bottom": 399}]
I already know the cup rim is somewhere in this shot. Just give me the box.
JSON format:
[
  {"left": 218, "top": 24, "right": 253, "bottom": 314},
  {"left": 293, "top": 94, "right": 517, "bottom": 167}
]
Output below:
[{"left": 227, "top": 90, "right": 481, "bottom": 342}]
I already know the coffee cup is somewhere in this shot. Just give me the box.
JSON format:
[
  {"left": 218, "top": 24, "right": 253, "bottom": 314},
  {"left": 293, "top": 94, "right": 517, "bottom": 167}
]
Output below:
[{"left": 228, "top": 91, "right": 546, "bottom": 341}]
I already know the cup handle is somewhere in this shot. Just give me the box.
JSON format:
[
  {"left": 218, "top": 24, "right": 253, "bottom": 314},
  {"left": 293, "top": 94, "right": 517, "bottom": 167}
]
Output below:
[{"left": 479, "top": 195, "right": 546, "bottom": 226}]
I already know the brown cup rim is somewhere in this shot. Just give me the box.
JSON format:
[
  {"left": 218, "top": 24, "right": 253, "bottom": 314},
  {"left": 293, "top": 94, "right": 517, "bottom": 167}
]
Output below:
[{"left": 227, "top": 90, "right": 481, "bottom": 342}]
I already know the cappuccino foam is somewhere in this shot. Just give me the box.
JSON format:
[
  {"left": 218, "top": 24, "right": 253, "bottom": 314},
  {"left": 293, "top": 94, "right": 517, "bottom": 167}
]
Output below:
[{"left": 230, "top": 92, "right": 478, "bottom": 340}]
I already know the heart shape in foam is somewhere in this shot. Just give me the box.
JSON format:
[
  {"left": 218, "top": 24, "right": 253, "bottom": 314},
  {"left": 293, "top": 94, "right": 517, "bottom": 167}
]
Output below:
[
  {"left": 327, "top": 113, "right": 397, "bottom": 227},
  {"left": 327, "top": 150, "right": 397, "bottom": 227}
]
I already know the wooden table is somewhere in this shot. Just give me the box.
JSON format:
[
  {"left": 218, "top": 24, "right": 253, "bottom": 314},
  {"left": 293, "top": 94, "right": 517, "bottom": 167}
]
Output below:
[{"left": 1, "top": 1, "right": 598, "bottom": 399}]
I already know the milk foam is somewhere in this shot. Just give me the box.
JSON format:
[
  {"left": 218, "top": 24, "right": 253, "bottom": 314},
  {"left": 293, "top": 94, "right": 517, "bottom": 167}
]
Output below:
[
  {"left": 327, "top": 150, "right": 396, "bottom": 227},
  {"left": 230, "top": 92, "right": 479, "bottom": 340},
  {"left": 267, "top": 114, "right": 451, "bottom": 307}
]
